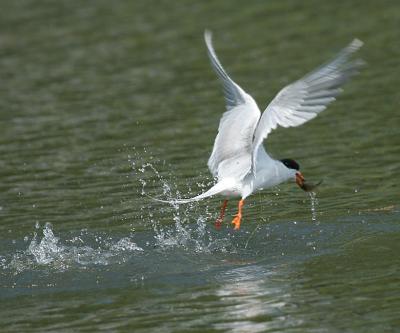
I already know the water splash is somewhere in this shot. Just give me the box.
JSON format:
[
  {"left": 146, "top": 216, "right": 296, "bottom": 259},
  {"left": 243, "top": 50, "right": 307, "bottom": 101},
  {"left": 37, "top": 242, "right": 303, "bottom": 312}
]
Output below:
[
  {"left": 309, "top": 192, "right": 319, "bottom": 223},
  {"left": 129, "top": 151, "right": 232, "bottom": 253},
  {"left": 3, "top": 223, "right": 143, "bottom": 275},
  {"left": 28, "top": 222, "right": 61, "bottom": 265}
]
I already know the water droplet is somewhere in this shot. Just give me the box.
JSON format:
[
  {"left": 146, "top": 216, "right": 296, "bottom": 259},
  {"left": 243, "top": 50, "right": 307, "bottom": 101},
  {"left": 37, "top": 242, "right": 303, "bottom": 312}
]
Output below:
[{"left": 309, "top": 192, "right": 319, "bottom": 223}]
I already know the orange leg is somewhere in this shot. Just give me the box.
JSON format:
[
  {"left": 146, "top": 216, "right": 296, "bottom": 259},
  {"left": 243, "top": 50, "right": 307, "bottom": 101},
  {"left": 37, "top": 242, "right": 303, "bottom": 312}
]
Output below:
[
  {"left": 231, "top": 199, "right": 245, "bottom": 230},
  {"left": 215, "top": 200, "right": 228, "bottom": 230}
]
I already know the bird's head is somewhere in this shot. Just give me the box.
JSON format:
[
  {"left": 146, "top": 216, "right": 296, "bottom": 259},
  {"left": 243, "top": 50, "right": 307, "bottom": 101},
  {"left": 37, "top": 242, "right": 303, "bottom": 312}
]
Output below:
[
  {"left": 280, "top": 158, "right": 322, "bottom": 192},
  {"left": 280, "top": 158, "right": 304, "bottom": 188}
]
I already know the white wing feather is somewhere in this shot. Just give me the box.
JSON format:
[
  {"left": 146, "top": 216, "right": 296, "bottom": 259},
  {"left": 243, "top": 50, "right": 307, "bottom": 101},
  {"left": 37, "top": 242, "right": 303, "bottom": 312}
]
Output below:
[
  {"left": 252, "top": 39, "right": 364, "bottom": 169},
  {"left": 204, "top": 31, "right": 261, "bottom": 180}
]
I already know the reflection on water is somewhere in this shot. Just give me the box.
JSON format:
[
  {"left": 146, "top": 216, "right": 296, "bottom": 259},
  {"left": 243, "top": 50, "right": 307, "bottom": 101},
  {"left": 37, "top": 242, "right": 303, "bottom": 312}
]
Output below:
[{"left": 214, "top": 265, "right": 292, "bottom": 333}]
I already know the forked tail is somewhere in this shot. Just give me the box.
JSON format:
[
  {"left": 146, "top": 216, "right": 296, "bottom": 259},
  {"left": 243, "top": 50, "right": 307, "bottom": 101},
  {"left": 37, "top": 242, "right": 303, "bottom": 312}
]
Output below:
[{"left": 150, "top": 180, "right": 229, "bottom": 204}]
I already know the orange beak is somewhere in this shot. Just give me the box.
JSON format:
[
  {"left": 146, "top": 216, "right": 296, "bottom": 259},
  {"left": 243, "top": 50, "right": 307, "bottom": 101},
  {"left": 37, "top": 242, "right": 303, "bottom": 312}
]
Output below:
[{"left": 296, "top": 172, "right": 305, "bottom": 189}]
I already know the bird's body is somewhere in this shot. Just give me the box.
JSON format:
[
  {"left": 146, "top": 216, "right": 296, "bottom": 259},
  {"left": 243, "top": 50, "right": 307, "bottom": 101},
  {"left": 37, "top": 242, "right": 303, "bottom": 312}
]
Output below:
[
  {"left": 216, "top": 149, "right": 292, "bottom": 198},
  {"left": 157, "top": 31, "right": 363, "bottom": 229}
]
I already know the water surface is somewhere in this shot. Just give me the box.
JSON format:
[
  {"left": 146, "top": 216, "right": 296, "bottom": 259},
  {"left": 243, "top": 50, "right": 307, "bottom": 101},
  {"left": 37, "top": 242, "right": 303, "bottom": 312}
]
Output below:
[{"left": 0, "top": 1, "right": 399, "bottom": 332}]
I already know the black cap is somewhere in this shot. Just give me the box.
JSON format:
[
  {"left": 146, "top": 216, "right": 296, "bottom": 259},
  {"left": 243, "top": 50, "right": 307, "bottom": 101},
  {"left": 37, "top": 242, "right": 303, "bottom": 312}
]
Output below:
[{"left": 280, "top": 158, "right": 300, "bottom": 171}]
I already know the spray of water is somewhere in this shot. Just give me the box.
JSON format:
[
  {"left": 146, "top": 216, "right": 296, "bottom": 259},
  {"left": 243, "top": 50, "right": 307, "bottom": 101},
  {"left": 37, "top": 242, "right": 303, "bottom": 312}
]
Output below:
[
  {"left": 2, "top": 223, "right": 144, "bottom": 275},
  {"left": 129, "top": 149, "right": 234, "bottom": 254},
  {"left": 309, "top": 192, "right": 319, "bottom": 223}
]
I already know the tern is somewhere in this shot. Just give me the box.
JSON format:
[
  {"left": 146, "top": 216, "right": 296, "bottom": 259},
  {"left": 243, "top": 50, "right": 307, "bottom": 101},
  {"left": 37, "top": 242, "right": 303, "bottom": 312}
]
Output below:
[{"left": 158, "top": 31, "right": 363, "bottom": 230}]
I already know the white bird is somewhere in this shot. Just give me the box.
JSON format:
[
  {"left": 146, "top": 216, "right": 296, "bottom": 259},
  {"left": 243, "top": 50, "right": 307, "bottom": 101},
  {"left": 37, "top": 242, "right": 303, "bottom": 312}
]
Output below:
[{"left": 158, "top": 31, "right": 363, "bottom": 230}]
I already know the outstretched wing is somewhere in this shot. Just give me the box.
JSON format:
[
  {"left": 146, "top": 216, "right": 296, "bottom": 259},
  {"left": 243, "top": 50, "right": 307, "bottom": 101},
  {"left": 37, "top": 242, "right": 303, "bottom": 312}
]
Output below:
[
  {"left": 252, "top": 39, "right": 364, "bottom": 169},
  {"left": 205, "top": 30, "right": 261, "bottom": 180}
]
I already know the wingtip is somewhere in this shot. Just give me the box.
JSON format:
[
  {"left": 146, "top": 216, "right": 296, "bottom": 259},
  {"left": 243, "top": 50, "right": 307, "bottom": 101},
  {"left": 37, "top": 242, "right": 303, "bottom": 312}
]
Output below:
[{"left": 350, "top": 38, "right": 364, "bottom": 50}]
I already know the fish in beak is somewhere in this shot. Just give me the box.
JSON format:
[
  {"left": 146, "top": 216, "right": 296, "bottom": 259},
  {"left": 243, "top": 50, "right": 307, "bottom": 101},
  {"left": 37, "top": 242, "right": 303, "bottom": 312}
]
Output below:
[{"left": 296, "top": 172, "right": 322, "bottom": 192}]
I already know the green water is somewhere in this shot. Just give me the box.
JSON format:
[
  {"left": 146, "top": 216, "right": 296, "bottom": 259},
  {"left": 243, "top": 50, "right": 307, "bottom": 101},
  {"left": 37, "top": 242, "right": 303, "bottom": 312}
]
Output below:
[{"left": 1, "top": 1, "right": 399, "bottom": 332}]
